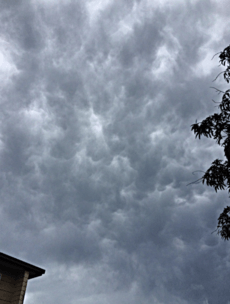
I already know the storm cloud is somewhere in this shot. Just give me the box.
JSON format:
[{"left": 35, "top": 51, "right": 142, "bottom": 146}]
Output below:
[{"left": 0, "top": 1, "right": 230, "bottom": 303}]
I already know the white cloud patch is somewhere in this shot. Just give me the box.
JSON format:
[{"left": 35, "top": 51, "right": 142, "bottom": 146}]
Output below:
[
  {"left": 86, "top": 0, "right": 112, "bottom": 25},
  {"left": 0, "top": 38, "right": 19, "bottom": 86}
]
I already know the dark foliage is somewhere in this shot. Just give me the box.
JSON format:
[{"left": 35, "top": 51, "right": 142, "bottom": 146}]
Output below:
[
  {"left": 190, "top": 45, "right": 230, "bottom": 240},
  {"left": 217, "top": 206, "right": 230, "bottom": 240}
]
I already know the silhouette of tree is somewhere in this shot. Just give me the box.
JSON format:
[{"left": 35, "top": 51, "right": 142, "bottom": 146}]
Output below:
[{"left": 189, "top": 45, "right": 230, "bottom": 240}]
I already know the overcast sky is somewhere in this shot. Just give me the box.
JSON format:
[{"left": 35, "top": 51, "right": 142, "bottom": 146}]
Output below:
[{"left": 1, "top": 0, "right": 230, "bottom": 303}]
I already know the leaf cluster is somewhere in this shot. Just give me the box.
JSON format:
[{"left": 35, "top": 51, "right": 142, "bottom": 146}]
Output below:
[
  {"left": 219, "top": 45, "right": 230, "bottom": 83},
  {"left": 191, "top": 111, "right": 230, "bottom": 145},
  {"left": 201, "top": 159, "right": 230, "bottom": 193},
  {"left": 190, "top": 44, "right": 230, "bottom": 240},
  {"left": 191, "top": 88, "right": 230, "bottom": 146},
  {"left": 217, "top": 206, "right": 230, "bottom": 240}
]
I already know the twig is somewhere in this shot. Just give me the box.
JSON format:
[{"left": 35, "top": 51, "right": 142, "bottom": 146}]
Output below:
[
  {"left": 212, "top": 99, "right": 221, "bottom": 104},
  {"left": 211, "top": 52, "right": 221, "bottom": 60},
  {"left": 210, "top": 87, "right": 225, "bottom": 94},
  {"left": 211, "top": 228, "right": 218, "bottom": 234},
  {"left": 212, "top": 71, "right": 225, "bottom": 82}
]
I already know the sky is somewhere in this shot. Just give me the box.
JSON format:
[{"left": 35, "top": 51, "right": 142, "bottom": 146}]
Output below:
[{"left": 1, "top": 0, "right": 230, "bottom": 303}]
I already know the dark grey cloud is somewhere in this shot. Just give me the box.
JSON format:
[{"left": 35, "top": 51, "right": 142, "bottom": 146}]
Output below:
[{"left": 0, "top": 0, "right": 230, "bottom": 303}]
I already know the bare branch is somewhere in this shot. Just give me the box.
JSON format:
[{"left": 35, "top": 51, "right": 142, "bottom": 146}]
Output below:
[
  {"left": 186, "top": 178, "right": 203, "bottom": 186},
  {"left": 212, "top": 99, "right": 221, "bottom": 104},
  {"left": 210, "top": 87, "right": 225, "bottom": 94},
  {"left": 211, "top": 228, "right": 218, "bottom": 234},
  {"left": 186, "top": 171, "right": 206, "bottom": 187},
  {"left": 212, "top": 71, "right": 225, "bottom": 82},
  {"left": 211, "top": 52, "right": 221, "bottom": 60}
]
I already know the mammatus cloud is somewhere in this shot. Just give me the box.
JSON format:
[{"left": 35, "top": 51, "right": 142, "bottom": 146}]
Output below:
[{"left": 0, "top": 0, "right": 230, "bottom": 303}]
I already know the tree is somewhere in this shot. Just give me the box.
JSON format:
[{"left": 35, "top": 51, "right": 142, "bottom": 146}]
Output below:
[{"left": 189, "top": 45, "right": 230, "bottom": 240}]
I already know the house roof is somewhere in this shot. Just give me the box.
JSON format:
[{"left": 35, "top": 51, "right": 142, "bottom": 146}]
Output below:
[{"left": 0, "top": 252, "right": 45, "bottom": 280}]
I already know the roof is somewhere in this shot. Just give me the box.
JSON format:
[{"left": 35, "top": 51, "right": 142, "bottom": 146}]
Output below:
[{"left": 0, "top": 252, "right": 46, "bottom": 280}]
